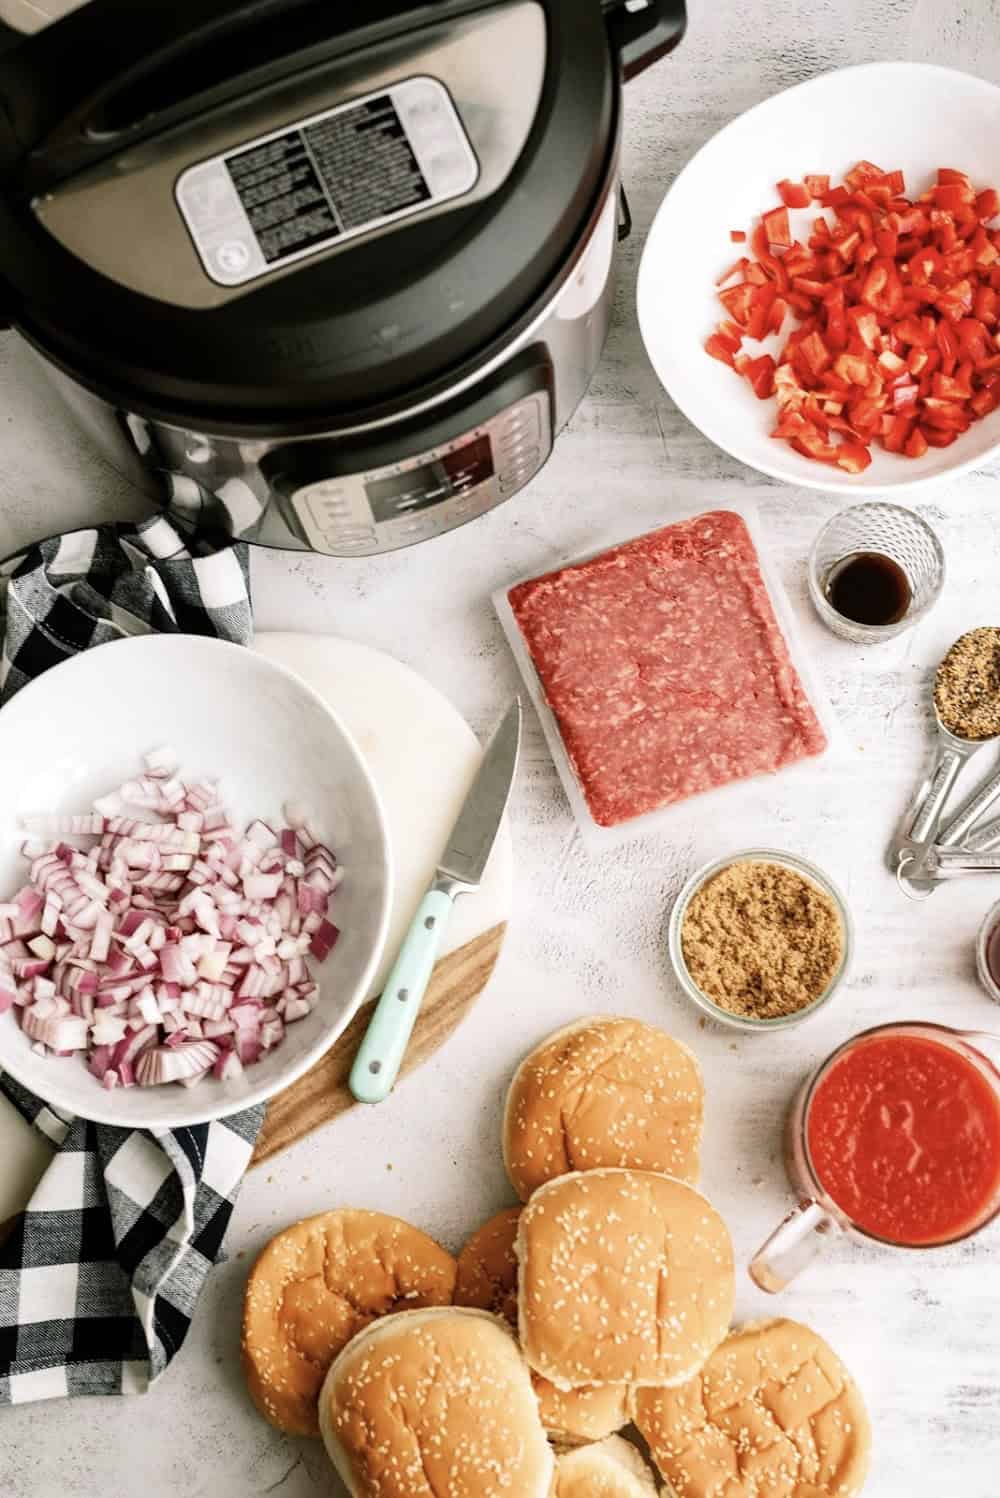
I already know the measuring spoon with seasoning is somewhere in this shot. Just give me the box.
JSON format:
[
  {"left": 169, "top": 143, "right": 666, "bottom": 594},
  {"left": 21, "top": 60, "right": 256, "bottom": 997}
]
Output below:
[{"left": 894, "top": 628, "right": 1000, "bottom": 892}]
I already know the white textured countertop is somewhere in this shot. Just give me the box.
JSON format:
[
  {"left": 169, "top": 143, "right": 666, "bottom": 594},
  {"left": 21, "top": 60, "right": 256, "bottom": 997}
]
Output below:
[{"left": 3, "top": 4, "right": 1000, "bottom": 1495}]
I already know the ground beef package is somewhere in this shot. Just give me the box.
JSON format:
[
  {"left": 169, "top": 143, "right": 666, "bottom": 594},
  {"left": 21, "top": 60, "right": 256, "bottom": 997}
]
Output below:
[{"left": 495, "top": 506, "right": 838, "bottom": 849}]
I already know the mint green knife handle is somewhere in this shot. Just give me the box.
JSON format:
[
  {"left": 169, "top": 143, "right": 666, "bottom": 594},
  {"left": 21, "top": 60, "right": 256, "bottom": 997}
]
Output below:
[{"left": 349, "top": 888, "right": 453, "bottom": 1104}]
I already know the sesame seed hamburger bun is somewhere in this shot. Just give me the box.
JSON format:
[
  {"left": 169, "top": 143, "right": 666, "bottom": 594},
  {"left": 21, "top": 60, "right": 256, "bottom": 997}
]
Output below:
[
  {"left": 453, "top": 1206, "right": 522, "bottom": 1327},
  {"left": 557, "top": 1436, "right": 660, "bottom": 1496},
  {"left": 631, "top": 1318, "right": 872, "bottom": 1498},
  {"left": 454, "top": 1205, "right": 630, "bottom": 1444},
  {"left": 319, "top": 1307, "right": 555, "bottom": 1498},
  {"left": 241, "top": 1209, "right": 456, "bottom": 1436},
  {"left": 533, "top": 1376, "right": 631, "bottom": 1448},
  {"left": 503, "top": 1017, "right": 704, "bottom": 1202},
  {"left": 517, "top": 1169, "right": 734, "bottom": 1391}
]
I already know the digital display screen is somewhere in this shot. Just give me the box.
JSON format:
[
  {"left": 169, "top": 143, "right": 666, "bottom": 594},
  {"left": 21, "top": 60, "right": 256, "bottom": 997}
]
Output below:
[{"left": 366, "top": 437, "right": 494, "bottom": 522}]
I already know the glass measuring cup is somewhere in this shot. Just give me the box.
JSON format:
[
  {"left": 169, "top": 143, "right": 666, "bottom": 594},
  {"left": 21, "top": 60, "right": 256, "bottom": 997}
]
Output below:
[{"left": 749, "top": 1022, "right": 1000, "bottom": 1291}]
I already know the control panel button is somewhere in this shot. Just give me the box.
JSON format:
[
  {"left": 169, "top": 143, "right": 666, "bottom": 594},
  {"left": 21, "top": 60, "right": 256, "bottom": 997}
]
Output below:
[{"left": 327, "top": 532, "right": 377, "bottom": 554}]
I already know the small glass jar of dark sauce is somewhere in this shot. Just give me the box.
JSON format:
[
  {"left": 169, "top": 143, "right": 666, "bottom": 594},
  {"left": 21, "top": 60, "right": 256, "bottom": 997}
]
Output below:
[{"left": 808, "top": 502, "right": 945, "bottom": 643}]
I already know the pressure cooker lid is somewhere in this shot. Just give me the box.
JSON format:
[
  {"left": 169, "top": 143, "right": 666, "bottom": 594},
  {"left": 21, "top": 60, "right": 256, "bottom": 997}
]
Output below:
[{"left": 0, "top": 0, "right": 620, "bottom": 424}]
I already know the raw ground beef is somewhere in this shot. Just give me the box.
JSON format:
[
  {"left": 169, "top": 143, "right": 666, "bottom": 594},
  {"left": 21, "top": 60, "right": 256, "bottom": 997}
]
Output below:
[{"left": 508, "top": 511, "right": 827, "bottom": 827}]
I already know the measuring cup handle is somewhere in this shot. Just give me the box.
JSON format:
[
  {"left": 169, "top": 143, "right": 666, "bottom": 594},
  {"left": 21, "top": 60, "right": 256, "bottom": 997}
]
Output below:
[
  {"left": 748, "top": 1199, "right": 841, "bottom": 1293},
  {"left": 908, "top": 744, "right": 968, "bottom": 847}
]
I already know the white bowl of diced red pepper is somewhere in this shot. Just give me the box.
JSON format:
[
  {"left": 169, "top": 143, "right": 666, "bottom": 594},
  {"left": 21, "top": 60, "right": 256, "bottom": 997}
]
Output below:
[
  {"left": 0, "top": 634, "right": 392, "bottom": 1129},
  {"left": 638, "top": 61, "right": 1000, "bottom": 491}
]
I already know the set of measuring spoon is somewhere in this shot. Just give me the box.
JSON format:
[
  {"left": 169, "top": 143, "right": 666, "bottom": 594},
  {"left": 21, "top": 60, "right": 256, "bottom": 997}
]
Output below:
[{"left": 892, "top": 627, "right": 1000, "bottom": 900}]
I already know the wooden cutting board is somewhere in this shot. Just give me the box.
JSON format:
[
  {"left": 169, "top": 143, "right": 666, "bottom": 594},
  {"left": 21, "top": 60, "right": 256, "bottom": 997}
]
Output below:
[
  {"left": 249, "top": 634, "right": 512, "bottom": 1166},
  {"left": 0, "top": 634, "right": 511, "bottom": 1203}
]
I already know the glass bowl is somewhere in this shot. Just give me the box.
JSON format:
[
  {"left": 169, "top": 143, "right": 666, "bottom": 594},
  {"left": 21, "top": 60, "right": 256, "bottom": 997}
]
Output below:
[
  {"left": 976, "top": 899, "right": 1000, "bottom": 1005},
  {"left": 667, "top": 848, "right": 854, "bottom": 1032},
  {"left": 808, "top": 501, "right": 945, "bottom": 645}
]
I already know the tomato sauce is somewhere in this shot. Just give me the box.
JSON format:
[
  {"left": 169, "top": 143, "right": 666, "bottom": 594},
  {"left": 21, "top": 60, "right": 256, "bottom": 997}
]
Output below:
[{"left": 807, "top": 1032, "right": 1000, "bottom": 1245}]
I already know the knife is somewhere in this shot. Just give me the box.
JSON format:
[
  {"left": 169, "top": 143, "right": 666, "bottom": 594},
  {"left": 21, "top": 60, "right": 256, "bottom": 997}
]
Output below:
[{"left": 349, "top": 697, "right": 522, "bottom": 1104}]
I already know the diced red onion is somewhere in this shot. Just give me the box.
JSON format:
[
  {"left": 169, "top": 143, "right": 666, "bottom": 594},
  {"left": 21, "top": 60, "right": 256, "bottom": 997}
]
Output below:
[
  {"left": 309, "top": 920, "right": 340, "bottom": 962},
  {"left": 4, "top": 756, "right": 342, "bottom": 1089},
  {"left": 136, "top": 1039, "right": 218, "bottom": 1086}
]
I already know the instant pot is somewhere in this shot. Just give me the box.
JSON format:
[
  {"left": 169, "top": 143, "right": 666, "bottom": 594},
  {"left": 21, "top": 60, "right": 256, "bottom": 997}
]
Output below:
[{"left": 0, "top": 0, "right": 685, "bottom": 556}]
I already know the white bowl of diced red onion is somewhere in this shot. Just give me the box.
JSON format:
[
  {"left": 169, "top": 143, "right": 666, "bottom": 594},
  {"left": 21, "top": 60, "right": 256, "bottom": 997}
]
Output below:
[{"left": 0, "top": 634, "right": 392, "bottom": 1128}]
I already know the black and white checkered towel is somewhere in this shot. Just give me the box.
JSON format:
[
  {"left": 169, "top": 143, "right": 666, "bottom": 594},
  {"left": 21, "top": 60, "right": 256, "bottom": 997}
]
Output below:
[{"left": 0, "top": 515, "right": 267, "bottom": 1404}]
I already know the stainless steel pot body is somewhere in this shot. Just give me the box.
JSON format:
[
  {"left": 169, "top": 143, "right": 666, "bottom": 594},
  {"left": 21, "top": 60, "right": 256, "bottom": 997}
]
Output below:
[{"left": 35, "top": 156, "right": 620, "bottom": 558}]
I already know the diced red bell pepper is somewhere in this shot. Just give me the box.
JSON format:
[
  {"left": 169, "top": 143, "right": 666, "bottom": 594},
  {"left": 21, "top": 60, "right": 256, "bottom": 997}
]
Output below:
[
  {"left": 833, "top": 228, "right": 862, "bottom": 263},
  {"left": 845, "top": 307, "right": 880, "bottom": 350},
  {"left": 894, "top": 316, "right": 933, "bottom": 348},
  {"left": 908, "top": 246, "right": 940, "bottom": 285},
  {"left": 937, "top": 278, "right": 975, "bottom": 321},
  {"left": 976, "top": 188, "right": 1000, "bottom": 222},
  {"left": 719, "top": 283, "right": 754, "bottom": 325},
  {"left": 873, "top": 169, "right": 906, "bottom": 196},
  {"left": 874, "top": 227, "right": 899, "bottom": 258},
  {"left": 706, "top": 159, "right": 1000, "bottom": 470},
  {"left": 933, "top": 370, "right": 973, "bottom": 401},
  {"left": 744, "top": 285, "right": 776, "bottom": 342},
  {"left": 797, "top": 330, "right": 832, "bottom": 377},
  {"left": 791, "top": 276, "right": 829, "bottom": 300},
  {"left": 762, "top": 206, "right": 792, "bottom": 248},
  {"left": 786, "top": 291, "right": 818, "bottom": 317},
  {"left": 777, "top": 180, "right": 811, "bottom": 209},
  {"left": 844, "top": 161, "right": 884, "bottom": 190},
  {"left": 834, "top": 352, "right": 873, "bottom": 385},
  {"left": 745, "top": 354, "right": 777, "bottom": 399},
  {"left": 835, "top": 441, "right": 873, "bottom": 473},
  {"left": 883, "top": 414, "right": 915, "bottom": 452},
  {"left": 861, "top": 258, "right": 903, "bottom": 314},
  {"left": 935, "top": 182, "right": 976, "bottom": 214},
  {"left": 922, "top": 397, "right": 969, "bottom": 428},
  {"left": 730, "top": 229, "right": 747, "bottom": 243},
  {"left": 974, "top": 284, "right": 998, "bottom": 325},
  {"left": 824, "top": 286, "right": 847, "bottom": 350},
  {"left": 791, "top": 426, "right": 839, "bottom": 463},
  {"left": 705, "top": 333, "right": 738, "bottom": 366},
  {"left": 936, "top": 319, "right": 960, "bottom": 371},
  {"left": 956, "top": 316, "right": 991, "bottom": 363}
]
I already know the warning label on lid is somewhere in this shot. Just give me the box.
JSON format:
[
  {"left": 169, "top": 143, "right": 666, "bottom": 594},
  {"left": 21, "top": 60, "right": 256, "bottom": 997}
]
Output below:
[
  {"left": 227, "top": 95, "right": 432, "bottom": 263},
  {"left": 176, "top": 77, "right": 478, "bottom": 287}
]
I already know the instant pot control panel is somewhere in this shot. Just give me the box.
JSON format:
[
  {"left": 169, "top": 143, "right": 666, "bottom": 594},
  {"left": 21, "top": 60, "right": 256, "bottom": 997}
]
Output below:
[{"left": 265, "top": 352, "right": 554, "bottom": 555}]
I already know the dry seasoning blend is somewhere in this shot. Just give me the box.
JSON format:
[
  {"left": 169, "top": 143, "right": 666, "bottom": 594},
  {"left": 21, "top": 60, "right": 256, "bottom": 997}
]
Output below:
[
  {"left": 934, "top": 627, "right": 1000, "bottom": 740},
  {"left": 680, "top": 860, "right": 845, "bottom": 1020}
]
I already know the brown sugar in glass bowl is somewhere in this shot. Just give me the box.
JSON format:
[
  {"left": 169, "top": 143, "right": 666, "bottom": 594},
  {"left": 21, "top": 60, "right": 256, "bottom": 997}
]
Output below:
[{"left": 668, "top": 850, "right": 853, "bottom": 1032}]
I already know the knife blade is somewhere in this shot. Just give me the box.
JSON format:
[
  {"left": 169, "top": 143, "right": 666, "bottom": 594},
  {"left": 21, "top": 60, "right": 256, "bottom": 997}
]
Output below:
[
  {"left": 437, "top": 696, "right": 522, "bottom": 888},
  {"left": 349, "top": 698, "right": 522, "bottom": 1104}
]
